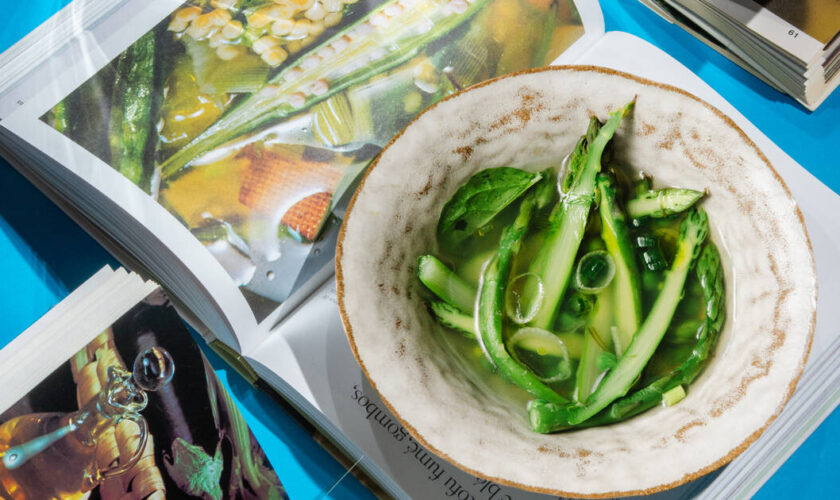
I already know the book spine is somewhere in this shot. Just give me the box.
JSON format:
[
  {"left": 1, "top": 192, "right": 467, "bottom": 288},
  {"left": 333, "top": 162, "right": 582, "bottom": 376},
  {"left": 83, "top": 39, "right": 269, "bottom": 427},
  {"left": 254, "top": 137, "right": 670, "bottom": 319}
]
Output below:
[{"left": 208, "top": 340, "right": 259, "bottom": 385}]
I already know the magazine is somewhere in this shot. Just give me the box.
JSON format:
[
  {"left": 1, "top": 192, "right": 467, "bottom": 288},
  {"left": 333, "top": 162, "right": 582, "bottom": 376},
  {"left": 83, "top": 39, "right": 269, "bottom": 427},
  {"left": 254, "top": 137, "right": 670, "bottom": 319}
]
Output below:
[
  {"left": 0, "top": 267, "right": 288, "bottom": 499},
  {"left": 1, "top": 0, "right": 840, "bottom": 497},
  {"left": 638, "top": 0, "right": 840, "bottom": 110}
]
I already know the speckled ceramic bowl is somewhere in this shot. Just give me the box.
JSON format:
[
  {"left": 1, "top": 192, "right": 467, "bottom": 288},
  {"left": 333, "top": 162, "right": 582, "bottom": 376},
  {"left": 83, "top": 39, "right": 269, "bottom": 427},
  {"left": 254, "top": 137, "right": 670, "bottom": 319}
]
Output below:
[{"left": 335, "top": 66, "right": 816, "bottom": 497}]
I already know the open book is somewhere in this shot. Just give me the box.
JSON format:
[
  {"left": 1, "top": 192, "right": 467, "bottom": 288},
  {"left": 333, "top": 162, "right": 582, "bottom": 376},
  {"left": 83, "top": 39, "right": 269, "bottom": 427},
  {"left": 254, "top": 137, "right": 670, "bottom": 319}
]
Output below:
[
  {"left": 0, "top": 267, "right": 288, "bottom": 499},
  {"left": 1, "top": 0, "right": 839, "bottom": 497}
]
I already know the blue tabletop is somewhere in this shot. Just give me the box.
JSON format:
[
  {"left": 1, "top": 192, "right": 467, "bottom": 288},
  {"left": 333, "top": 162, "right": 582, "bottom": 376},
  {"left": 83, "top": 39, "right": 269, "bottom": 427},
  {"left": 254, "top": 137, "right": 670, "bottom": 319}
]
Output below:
[{"left": 1, "top": 1, "right": 838, "bottom": 499}]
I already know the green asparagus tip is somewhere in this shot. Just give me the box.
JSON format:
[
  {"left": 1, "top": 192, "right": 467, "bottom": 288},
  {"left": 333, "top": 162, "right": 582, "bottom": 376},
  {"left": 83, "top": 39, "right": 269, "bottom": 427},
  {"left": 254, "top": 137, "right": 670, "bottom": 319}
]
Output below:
[
  {"left": 619, "top": 98, "right": 635, "bottom": 117},
  {"left": 681, "top": 208, "right": 710, "bottom": 261},
  {"left": 626, "top": 188, "right": 705, "bottom": 219}
]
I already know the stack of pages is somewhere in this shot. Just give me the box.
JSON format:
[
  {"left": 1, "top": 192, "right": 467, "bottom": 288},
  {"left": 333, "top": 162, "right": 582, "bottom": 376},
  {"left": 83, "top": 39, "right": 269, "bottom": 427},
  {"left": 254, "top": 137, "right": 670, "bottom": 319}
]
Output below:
[
  {"left": 1, "top": 0, "right": 840, "bottom": 497},
  {"left": 640, "top": 0, "right": 840, "bottom": 110}
]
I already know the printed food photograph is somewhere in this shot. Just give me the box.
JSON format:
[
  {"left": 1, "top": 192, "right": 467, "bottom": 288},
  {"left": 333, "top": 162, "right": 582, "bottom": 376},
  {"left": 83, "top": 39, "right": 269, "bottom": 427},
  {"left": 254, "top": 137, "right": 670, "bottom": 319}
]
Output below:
[
  {"left": 40, "top": 0, "right": 586, "bottom": 320},
  {"left": 0, "top": 291, "right": 287, "bottom": 499}
]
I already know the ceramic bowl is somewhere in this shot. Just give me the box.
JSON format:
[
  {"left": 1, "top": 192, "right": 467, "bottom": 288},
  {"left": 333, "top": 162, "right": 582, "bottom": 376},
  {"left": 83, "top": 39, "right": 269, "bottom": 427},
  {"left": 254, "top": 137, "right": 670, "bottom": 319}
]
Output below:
[{"left": 335, "top": 66, "right": 816, "bottom": 497}]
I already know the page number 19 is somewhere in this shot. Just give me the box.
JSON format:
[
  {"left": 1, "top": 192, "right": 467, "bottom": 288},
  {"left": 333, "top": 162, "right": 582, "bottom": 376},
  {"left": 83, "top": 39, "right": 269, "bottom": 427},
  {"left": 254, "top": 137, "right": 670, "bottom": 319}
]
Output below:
[{"left": 788, "top": 29, "right": 800, "bottom": 38}]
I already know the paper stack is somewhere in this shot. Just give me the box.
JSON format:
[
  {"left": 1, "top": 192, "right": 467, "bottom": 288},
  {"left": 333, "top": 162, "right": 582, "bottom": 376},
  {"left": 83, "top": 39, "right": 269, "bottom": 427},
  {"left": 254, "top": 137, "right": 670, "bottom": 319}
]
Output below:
[{"left": 641, "top": 0, "right": 840, "bottom": 110}]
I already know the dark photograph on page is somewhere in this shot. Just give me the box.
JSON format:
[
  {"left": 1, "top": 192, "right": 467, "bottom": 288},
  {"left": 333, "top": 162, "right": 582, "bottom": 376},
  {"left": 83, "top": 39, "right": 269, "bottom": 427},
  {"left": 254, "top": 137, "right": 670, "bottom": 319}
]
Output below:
[{"left": 0, "top": 290, "right": 287, "bottom": 499}]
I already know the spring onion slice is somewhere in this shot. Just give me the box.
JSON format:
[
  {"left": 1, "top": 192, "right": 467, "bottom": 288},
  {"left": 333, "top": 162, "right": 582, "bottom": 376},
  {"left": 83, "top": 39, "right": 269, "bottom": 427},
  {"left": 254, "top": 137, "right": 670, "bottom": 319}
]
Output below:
[
  {"left": 574, "top": 251, "right": 615, "bottom": 294},
  {"left": 508, "top": 328, "right": 572, "bottom": 383},
  {"left": 505, "top": 272, "right": 545, "bottom": 325}
]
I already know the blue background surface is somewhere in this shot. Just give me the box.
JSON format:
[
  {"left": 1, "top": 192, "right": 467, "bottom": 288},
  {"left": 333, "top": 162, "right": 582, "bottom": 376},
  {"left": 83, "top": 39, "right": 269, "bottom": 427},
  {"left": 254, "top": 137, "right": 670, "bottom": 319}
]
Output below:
[{"left": 0, "top": 0, "right": 838, "bottom": 498}]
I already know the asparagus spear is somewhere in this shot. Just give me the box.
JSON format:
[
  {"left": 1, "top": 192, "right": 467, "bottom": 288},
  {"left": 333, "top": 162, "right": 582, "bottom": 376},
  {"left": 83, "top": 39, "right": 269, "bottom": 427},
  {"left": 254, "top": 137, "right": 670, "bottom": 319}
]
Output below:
[
  {"left": 477, "top": 188, "right": 567, "bottom": 405},
  {"left": 627, "top": 188, "right": 704, "bottom": 219},
  {"left": 417, "top": 255, "right": 476, "bottom": 314},
  {"left": 553, "top": 242, "right": 724, "bottom": 428},
  {"left": 428, "top": 300, "right": 586, "bottom": 358},
  {"left": 429, "top": 301, "right": 476, "bottom": 337},
  {"left": 529, "top": 101, "right": 634, "bottom": 330},
  {"left": 109, "top": 30, "right": 156, "bottom": 191},
  {"left": 597, "top": 174, "right": 642, "bottom": 351},
  {"left": 574, "top": 287, "right": 613, "bottom": 401},
  {"left": 528, "top": 208, "right": 709, "bottom": 432}
]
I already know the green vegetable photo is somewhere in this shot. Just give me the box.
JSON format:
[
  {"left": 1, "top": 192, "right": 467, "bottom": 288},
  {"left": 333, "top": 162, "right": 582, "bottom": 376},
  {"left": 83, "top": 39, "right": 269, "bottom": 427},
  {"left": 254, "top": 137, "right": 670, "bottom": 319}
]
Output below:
[{"left": 40, "top": 0, "right": 587, "bottom": 320}]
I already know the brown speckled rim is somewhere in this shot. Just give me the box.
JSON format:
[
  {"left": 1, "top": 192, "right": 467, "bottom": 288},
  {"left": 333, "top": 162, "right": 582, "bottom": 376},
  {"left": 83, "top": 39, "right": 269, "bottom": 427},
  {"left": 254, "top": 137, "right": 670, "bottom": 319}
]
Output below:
[{"left": 335, "top": 65, "right": 817, "bottom": 498}]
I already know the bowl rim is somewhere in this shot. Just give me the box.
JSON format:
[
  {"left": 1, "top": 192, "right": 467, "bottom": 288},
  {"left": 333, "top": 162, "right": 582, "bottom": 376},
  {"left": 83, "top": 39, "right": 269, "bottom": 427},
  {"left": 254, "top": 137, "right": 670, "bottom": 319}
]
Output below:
[{"left": 335, "top": 64, "right": 817, "bottom": 498}]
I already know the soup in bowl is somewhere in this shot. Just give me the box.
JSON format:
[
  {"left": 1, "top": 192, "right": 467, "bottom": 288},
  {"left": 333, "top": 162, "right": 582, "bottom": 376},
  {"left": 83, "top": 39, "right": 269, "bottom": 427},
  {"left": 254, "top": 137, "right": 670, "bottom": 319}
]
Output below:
[{"left": 336, "top": 66, "right": 815, "bottom": 497}]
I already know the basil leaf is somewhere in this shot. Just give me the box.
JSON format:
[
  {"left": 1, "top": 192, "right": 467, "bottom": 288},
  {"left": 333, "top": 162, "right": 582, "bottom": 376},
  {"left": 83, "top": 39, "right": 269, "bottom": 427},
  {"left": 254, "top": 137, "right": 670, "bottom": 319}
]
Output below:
[{"left": 437, "top": 167, "right": 542, "bottom": 251}]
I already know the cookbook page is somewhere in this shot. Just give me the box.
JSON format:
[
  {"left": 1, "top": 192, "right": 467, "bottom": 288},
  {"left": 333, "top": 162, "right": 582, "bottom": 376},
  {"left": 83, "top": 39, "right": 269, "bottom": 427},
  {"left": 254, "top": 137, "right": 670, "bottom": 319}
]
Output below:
[
  {"left": 248, "top": 30, "right": 840, "bottom": 499},
  {"left": 0, "top": 0, "right": 589, "bottom": 354},
  {"left": 0, "top": 0, "right": 259, "bottom": 352},
  {"left": 0, "top": 283, "right": 289, "bottom": 499}
]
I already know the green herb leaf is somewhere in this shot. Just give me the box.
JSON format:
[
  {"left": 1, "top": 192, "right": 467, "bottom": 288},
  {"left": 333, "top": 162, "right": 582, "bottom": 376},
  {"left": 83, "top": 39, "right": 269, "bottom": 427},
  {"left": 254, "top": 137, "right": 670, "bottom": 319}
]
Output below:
[{"left": 437, "top": 167, "right": 542, "bottom": 251}]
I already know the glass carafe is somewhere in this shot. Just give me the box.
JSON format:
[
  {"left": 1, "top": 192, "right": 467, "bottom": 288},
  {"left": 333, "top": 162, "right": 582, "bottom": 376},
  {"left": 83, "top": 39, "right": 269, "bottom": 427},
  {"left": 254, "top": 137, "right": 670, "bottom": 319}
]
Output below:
[{"left": 0, "top": 347, "right": 173, "bottom": 500}]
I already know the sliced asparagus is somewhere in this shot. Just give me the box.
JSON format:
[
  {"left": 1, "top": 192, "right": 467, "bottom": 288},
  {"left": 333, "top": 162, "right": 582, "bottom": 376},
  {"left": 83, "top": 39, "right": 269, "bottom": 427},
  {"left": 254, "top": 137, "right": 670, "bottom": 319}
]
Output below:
[
  {"left": 627, "top": 188, "right": 704, "bottom": 219},
  {"left": 529, "top": 101, "right": 634, "bottom": 330},
  {"left": 528, "top": 209, "right": 709, "bottom": 432},
  {"left": 429, "top": 301, "right": 475, "bottom": 338},
  {"left": 633, "top": 233, "right": 668, "bottom": 272},
  {"left": 417, "top": 255, "right": 475, "bottom": 314},
  {"left": 597, "top": 174, "right": 642, "bottom": 351},
  {"left": 562, "top": 242, "right": 724, "bottom": 428},
  {"left": 428, "top": 300, "right": 586, "bottom": 358},
  {"left": 662, "top": 385, "right": 686, "bottom": 407},
  {"left": 574, "top": 287, "right": 613, "bottom": 401},
  {"left": 477, "top": 190, "right": 567, "bottom": 405}
]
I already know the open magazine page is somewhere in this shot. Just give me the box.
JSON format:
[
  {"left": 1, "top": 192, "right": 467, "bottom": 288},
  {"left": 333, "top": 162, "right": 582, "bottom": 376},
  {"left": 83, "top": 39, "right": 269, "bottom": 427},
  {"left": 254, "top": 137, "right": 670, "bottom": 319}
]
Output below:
[
  {"left": 0, "top": 284, "right": 288, "bottom": 499},
  {"left": 248, "top": 29, "right": 840, "bottom": 499},
  {"left": 0, "top": 0, "right": 588, "bottom": 354},
  {"left": 0, "top": 0, "right": 258, "bottom": 352}
]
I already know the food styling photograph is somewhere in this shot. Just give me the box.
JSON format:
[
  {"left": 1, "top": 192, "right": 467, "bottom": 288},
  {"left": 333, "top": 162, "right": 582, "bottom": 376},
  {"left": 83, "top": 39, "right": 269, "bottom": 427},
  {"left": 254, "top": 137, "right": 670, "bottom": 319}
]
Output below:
[{"left": 0, "top": 0, "right": 838, "bottom": 499}]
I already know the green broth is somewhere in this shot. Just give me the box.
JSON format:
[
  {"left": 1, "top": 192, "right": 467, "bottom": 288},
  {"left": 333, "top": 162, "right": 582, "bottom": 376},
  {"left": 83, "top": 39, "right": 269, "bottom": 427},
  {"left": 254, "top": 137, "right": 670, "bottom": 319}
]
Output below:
[{"left": 426, "top": 168, "right": 709, "bottom": 410}]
